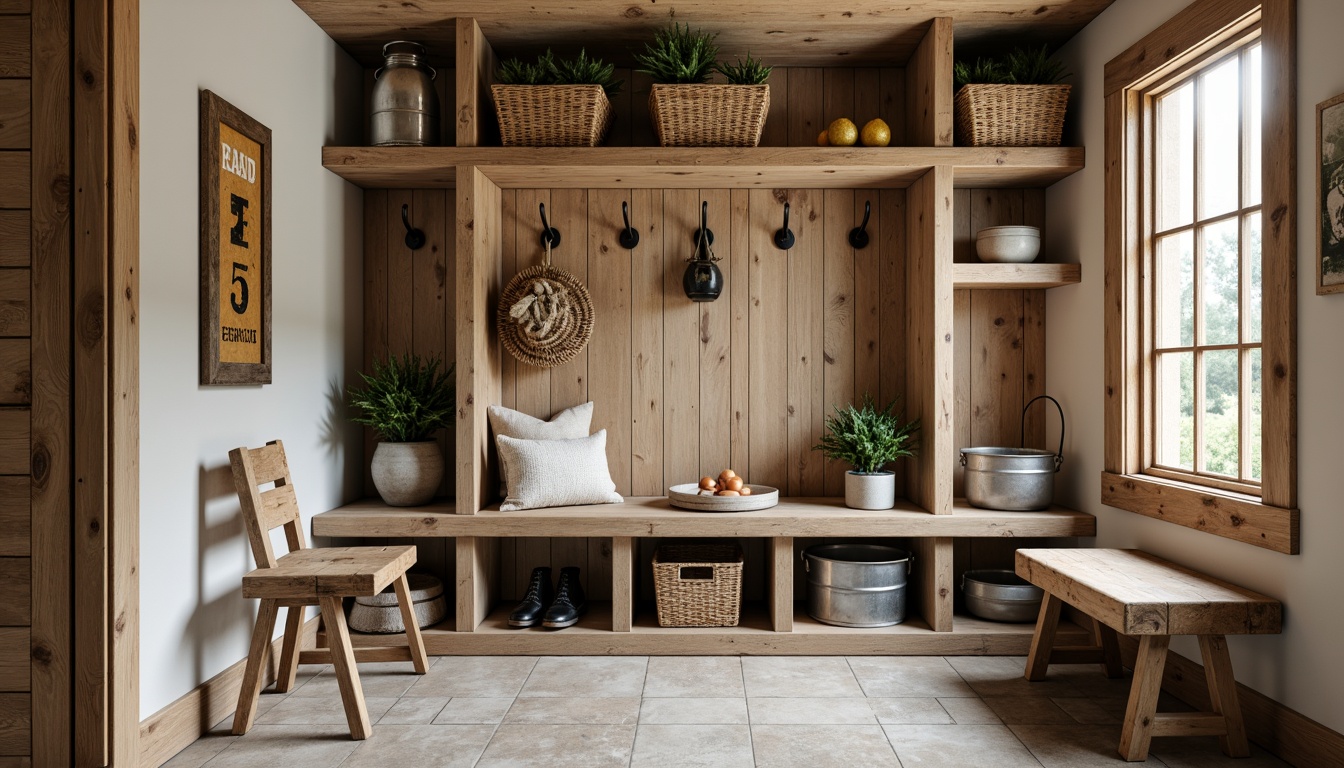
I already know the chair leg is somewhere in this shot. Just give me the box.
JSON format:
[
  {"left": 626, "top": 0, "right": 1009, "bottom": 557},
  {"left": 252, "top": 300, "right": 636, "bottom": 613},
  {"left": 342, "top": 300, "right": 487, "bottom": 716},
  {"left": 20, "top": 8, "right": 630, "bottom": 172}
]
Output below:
[
  {"left": 1095, "top": 617, "right": 1125, "bottom": 679},
  {"left": 232, "top": 598, "right": 279, "bottom": 735},
  {"left": 1119, "top": 635, "right": 1170, "bottom": 762},
  {"left": 393, "top": 573, "right": 430, "bottom": 674},
  {"left": 1025, "top": 592, "right": 1064, "bottom": 681},
  {"left": 273, "top": 605, "right": 306, "bottom": 693},
  {"left": 319, "top": 596, "right": 372, "bottom": 740},
  {"left": 1199, "top": 635, "right": 1250, "bottom": 758}
]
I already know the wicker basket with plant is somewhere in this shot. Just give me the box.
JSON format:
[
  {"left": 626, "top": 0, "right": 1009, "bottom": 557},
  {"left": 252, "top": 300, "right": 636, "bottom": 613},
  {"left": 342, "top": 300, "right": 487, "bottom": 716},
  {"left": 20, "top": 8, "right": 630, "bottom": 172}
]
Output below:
[
  {"left": 636, "top": 24, "right": 771, "bottom": 147},
  {"left": 954, "top": 45, "right": 1072, "bottom": 147},
  {"left": 492, "top": 49, "right": 622, "bottom": 147}
]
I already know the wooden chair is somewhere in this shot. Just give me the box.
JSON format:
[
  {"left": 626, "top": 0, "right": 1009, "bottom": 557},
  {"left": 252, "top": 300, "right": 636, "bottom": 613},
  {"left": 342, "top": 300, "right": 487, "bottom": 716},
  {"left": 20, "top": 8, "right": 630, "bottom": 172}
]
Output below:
[{"left": 229, "top": 440, "right": 429, "bottom": 740}]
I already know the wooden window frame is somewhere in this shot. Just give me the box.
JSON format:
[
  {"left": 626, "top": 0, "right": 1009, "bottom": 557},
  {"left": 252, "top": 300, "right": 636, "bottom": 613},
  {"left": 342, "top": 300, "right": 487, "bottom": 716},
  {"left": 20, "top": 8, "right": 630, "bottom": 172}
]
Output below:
[{"left": 1103, "top": 0, "right": 1299, "bottom": 554}]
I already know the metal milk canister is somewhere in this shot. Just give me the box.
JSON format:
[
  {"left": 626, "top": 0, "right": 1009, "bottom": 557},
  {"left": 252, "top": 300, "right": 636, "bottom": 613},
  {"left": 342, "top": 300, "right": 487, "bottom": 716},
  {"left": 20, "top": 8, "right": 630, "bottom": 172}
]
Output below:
[{"left": 370, "top": 41, "right": 440, "bottom": 146}]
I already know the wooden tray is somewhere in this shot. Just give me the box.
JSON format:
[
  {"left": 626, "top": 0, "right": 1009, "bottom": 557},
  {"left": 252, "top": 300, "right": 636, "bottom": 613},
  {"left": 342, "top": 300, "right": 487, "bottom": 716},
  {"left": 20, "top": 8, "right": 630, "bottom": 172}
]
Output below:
[{"left": 667, "top": 483, "right": 780, "bottom": 513}]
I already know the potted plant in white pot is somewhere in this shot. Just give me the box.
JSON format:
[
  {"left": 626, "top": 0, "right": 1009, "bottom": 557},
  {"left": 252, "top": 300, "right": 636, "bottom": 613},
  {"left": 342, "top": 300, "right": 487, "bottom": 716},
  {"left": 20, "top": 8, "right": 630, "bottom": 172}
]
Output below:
[
  {"left": 814, "top": 394, "right": 920, "bottom": 510},
  {"left": 348, "top": 353, "right": 455, "bottom": 507}
]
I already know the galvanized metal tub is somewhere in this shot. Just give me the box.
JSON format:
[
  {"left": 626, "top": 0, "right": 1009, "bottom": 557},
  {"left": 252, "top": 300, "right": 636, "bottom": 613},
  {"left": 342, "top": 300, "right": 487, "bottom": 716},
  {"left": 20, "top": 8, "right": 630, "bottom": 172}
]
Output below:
[
  {"left": 803, "top": 543, "right": 911, "bottom": 628},
  {"left": 962, "top": 569, "right": 1044, "bottom": 623},
  {"left": 961, "top": 395, "right": 1064, "bottom": 511}
]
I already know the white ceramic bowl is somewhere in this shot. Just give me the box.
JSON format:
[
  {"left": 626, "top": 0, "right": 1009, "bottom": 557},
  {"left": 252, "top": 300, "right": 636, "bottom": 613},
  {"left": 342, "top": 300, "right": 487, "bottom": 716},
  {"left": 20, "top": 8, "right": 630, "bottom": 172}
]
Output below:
[{"left": 976, "top": 225, "right": 1041, "bottom": 263}]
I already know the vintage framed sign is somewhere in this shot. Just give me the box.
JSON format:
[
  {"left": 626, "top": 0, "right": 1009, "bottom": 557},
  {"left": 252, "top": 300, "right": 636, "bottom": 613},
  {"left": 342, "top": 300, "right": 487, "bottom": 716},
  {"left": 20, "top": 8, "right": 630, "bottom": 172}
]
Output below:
[{"left": 200, "top": 90, "right": 272, "bottom": 384}]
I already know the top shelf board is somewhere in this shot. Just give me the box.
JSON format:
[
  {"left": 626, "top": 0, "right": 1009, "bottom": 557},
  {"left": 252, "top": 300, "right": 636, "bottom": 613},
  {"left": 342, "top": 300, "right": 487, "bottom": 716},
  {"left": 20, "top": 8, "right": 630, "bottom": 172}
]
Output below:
[
  {"left": 321, "top": 146, "right": 1086, "bottom": 190},
  {"left": 290, "top": 1, "right": 1118, "bottom": 68},
  {"left": 312, "top": 496, "right": 1097, "bottom": 539}
]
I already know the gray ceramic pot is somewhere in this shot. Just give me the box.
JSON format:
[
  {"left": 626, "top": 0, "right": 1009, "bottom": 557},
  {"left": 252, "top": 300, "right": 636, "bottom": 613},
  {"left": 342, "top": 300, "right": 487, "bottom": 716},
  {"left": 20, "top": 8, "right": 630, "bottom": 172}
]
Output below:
[
  {"left": 370, "top": 441, "right": 443, "bottom": 507},
  {"left": 844, "top": 470, "right": 896, "bottom": 510}
]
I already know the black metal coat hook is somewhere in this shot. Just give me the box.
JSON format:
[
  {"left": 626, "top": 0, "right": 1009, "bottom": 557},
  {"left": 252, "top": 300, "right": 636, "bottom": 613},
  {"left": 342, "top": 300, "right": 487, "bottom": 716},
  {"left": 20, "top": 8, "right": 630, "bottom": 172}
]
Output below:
[
  {"left": 690, "top": 200, "right": 715, "bottom": 246},
  {"left": 773, "top": 202, "right": 795, "bottom": 250},
  {"left": 401, "top": 204, "right": 426, "bottom": 251},
  {"left": 619, "top": 201, "right": 640, "bottom": 250},
  {"left": 849, "top": 200, "right": 872, "bottom": 249},
  {"left": 538, "top": 202, "right": 561, "bottom": 249}
]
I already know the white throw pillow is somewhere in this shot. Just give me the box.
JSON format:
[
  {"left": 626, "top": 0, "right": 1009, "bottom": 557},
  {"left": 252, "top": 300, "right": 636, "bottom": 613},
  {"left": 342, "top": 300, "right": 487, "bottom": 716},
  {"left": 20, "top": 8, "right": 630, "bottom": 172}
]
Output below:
[
  {"left": 488, "top": 401, "right": 594, "bottom": 496},
  {"left": 495, "top": 430, "right": 623, "bottom": 512}
]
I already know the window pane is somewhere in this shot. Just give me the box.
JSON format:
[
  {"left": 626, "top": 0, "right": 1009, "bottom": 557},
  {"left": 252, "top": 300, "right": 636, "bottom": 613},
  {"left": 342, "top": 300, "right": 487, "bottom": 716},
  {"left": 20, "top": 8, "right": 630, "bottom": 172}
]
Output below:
[
  {"left": 1155, "top": 231, "right": 1194, "bottom": 347},
  {"left": 1156, "top": 351, "right": 1194, "bottom": 470},
  {"left": 1245, "top": 45, "right": 1262, "bottom": 206},
  {"left": 1201, "top": 218, "right": 1239, "bottom": 345},
  {"left": 1199, "top": 57, "right": 1241, "bottom": 219},
  {"left": 1202, "top": 349, "right": 1239, "bottom": 477},
  {"left": 1249, "top": 348, "right": 1262, "bottom": 481},
  {"left": 1156, "top": 83, "right": 1195, "bottom": 230},
  {"left": 1245, "top": 212, "right": 1262, "bottom": 343}
]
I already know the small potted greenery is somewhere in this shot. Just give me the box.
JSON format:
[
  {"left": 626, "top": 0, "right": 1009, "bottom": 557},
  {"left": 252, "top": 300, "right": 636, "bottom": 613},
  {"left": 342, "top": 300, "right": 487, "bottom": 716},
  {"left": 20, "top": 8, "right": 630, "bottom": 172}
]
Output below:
[
  {"left": 348, "top": 353, "right": 455, "bottom": 507},
  {"left": 954, "top": 45, "right": 1072, "bottom": 147},
  {"left": 635, "top": 24, "right": 772, "bottom": 147},
  {"left": 493, "top": 49, "right": 623, "bottom": 146},
  {"left": 813, "top": 395, "right": 920, "bottom": 510}
]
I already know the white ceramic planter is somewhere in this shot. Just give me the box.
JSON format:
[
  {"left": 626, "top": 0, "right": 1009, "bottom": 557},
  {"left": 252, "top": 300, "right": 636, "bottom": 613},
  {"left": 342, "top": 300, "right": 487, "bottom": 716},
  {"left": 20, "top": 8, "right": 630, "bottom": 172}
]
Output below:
[
  {"left": 370, "top": 441, "right": 443, "bottom": 507},
  {"left": 844, "top": 470, "right": 896, "bottom": 510}
]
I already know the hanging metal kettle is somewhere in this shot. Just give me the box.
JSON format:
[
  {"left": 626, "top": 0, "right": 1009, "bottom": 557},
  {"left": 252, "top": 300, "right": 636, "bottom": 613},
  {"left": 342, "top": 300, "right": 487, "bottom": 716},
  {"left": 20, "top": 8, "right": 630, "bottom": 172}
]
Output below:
[
  {"left": 370, "top": 41, "right": 440, "bottom": 147},
  {"left": 683, "top": 202, "right": 723, "bottom": 302}
]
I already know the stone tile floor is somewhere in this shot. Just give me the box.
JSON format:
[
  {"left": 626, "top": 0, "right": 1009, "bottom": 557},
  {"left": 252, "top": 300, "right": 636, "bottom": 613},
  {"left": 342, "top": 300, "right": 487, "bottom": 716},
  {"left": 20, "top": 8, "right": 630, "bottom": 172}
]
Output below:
[{"left": 166, "top": 655, "right": 1289, "bottom": 767}]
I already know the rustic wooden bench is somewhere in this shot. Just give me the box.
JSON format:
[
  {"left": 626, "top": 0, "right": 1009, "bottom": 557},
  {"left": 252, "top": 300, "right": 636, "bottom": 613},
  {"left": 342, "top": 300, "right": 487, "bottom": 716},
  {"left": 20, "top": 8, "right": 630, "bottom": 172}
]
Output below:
[{"left": 1015, "top": 548, "right": 1282, "bottom": 762}]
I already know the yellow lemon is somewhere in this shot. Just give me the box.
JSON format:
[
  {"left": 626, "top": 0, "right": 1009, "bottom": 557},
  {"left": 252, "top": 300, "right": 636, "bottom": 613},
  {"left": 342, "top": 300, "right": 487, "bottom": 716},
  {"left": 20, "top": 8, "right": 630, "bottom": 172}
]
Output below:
[
  {"left": 817, "top": 129, "right": 830, "bottom": 147},
  {"left": 860, "top": 118, "right": 892, "bottom": 147},
  {"left": 827, "top": 118, "right": 858, "bottom": 147}
]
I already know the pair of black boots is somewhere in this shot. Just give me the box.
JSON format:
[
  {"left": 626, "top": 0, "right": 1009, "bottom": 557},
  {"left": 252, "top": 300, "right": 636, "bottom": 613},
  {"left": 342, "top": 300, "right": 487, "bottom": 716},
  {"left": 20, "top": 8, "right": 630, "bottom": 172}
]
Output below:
[{"left": 509, "top": 566, "right": 587, "bottom": 629}]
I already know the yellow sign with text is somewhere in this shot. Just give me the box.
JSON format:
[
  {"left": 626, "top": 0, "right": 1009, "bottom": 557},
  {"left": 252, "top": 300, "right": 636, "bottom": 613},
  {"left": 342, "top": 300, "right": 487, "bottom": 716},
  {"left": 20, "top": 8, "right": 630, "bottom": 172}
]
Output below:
[{"left": 217, "top": 123, "right": 262, "bottom": 364}]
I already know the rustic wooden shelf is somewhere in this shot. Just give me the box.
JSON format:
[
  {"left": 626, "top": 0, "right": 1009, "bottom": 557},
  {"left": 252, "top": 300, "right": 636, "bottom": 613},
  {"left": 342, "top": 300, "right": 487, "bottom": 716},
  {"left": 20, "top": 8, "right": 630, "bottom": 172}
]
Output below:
[
  {"left": 953, "top": 263, "right": 1083, "bottom": 289},
  {"left": 313, "top": 496, "right": 1096, "bottom": 539},
  {"left": 320, "top": 146, "right": 1086, "bottom": 190}
]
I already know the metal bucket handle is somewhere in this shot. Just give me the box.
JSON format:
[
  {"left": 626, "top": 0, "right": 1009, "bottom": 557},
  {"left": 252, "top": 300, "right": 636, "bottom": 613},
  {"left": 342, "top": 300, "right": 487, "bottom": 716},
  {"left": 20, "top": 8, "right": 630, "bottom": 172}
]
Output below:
[
  {"left": 1022, "top": 394, "right": 1064, "bottom": 468},
  {"left": 801, "top": 550, "right": 914, "bottom": 575}
]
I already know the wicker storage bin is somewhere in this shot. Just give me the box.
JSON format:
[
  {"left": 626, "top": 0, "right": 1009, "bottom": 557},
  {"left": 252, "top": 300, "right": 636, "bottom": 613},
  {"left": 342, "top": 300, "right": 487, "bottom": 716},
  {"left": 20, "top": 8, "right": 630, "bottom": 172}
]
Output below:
[
  {"left": 954, "top": 84, "right": 1071, "bottom": 147},
  {"left": 650, "top": 84, "right": 769, "bottom": 147},
  {"left": 653, "top": 542, "right": 744, "bottom": 627},
  {"left": 492, "top": 84, "right": 614, "bottom": 147}
]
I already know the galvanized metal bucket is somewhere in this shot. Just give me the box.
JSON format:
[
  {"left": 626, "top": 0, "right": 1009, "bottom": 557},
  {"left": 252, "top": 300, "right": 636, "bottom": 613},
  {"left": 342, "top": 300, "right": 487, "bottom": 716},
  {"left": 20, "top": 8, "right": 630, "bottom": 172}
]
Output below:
[
  {"left": 803, "top": 543, "right": 912, "bottom": 628},
  {"left": 961, "top": 395, "right": 1064, "bottom": 511},
  {"left": 961, "top": 569, "right": 1044, "bottom": 623}
]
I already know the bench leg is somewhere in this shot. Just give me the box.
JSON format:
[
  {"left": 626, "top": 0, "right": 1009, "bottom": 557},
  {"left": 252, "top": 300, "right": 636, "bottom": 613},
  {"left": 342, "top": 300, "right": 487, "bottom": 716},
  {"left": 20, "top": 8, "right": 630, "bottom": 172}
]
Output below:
[
  {"left": 1094, "top": 617, "right": 1124, "bottom": 679},
  {"left": 393, "top": 573, "right": 430, "bottom": 674},
  {"left": 273, "top": 605, "right": 306, "bottom": 693},
  {"left": 320, "top": 596, "right": 372, "bottom": 740},
  {"left": 1199, "top": 635, "right": 1250, "bottom": 758},
  {"left": 232, "top": 598, "right": 279, "bottom": 735},
  {"left": 1119, "top": 635, "right": 1170, "bottom": 762},
  {"left": 1025, "top": 592, "right": 1064, "bottom": 681}
]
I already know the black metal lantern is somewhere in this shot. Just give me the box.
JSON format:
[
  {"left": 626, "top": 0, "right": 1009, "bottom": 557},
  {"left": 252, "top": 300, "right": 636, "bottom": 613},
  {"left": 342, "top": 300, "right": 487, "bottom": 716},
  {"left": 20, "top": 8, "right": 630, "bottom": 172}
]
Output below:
[{"left": 683, "top": 201, "right": 723, "bottom": 302}]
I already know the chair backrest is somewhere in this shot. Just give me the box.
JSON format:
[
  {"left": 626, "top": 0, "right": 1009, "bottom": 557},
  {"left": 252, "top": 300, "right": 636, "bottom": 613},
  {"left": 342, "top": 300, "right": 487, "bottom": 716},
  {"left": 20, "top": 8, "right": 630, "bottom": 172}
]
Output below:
[{"left": 228, "top": 440, "right": 308, "bottom": 568}]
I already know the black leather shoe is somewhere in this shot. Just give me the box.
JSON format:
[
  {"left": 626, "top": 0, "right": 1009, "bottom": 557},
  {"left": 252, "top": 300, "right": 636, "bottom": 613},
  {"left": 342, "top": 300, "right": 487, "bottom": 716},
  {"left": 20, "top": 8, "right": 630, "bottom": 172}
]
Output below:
[
  {"left": 509, "top": 567, "right": 553, "bottom": 628},
  {"left": 542, "top": 566, "right": 587, "bottom": 629}
]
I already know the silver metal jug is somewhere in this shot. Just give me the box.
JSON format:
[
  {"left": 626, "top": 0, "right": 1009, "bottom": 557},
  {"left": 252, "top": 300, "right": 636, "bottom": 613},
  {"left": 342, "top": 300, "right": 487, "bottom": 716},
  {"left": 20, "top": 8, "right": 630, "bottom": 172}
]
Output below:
[{"left": 370, "top": 41, "right": 440, "bottom": 146}]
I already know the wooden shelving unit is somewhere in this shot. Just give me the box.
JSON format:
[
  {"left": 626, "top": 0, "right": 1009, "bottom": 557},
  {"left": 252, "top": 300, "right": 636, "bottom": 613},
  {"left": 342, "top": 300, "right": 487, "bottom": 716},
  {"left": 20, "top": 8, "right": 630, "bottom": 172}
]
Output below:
[{"left": 953, "top": 263, "right": 1082, "bottom": 289}]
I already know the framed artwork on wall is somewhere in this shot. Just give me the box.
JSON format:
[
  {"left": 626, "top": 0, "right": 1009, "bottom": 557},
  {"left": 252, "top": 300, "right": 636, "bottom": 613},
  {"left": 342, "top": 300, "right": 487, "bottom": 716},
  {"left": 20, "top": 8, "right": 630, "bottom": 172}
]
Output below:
[
  {"left": 200, "top": 89, "right": 272, "bottom": 384},
  {"left": 1317, "top": 91, "right": 1344, "bottom": 294}
]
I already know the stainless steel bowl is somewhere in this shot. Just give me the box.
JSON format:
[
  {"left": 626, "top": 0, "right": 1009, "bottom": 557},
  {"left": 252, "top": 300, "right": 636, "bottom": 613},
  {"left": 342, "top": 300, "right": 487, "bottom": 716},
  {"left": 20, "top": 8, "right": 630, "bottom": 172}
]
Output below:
[{"left": 962, "top": 569, "right": 1044, "bottom": 623}]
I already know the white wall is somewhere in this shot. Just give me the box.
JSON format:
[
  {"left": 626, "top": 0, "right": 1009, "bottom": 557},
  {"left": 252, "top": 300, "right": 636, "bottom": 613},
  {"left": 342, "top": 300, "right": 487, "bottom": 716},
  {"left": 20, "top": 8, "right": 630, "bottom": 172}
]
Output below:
[
  {"left": 1047, "top": 0, "right": 1344, "bottom": 733},
  {"left": 139, "top": 0, "right": 364, "bottom": 717}
]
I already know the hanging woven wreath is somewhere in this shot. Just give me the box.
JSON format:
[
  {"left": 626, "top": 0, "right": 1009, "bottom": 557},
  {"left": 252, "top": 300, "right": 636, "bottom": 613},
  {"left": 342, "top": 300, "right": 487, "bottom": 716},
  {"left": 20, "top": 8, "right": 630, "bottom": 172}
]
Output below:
[{"left": 497, "top": 243, "right": 594, "bottom": 369}]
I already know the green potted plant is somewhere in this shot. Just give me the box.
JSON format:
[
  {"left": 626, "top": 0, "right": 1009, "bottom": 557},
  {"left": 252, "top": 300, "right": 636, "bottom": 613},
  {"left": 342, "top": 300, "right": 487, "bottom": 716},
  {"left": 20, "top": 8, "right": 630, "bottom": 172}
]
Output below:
[
  {"left": 953, "top": 44, "right": 1072, "bottom": 147},
  {"left": 348, "top": 353, "right": 455, "bottom": 506},
  {"left": 493, "top": 49, "right": 623, "bottom": 146},
  {"left": 813, "top": 394, "right": 920, "bottom": 510},
  {"left": 635, "top": 24, "right": 771, "bottom": 147}
]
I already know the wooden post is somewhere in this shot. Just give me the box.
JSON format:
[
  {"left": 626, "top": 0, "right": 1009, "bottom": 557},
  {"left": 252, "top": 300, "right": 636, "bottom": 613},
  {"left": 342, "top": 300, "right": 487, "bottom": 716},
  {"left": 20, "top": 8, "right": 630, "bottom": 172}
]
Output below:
[
  {"left": 1119, "top": 634, "right": 1171, "bottom": 762},
  {"left": 769, "top": 536, "right": 794, "bottom": 632},
  {"left": 911, "top": 537, "right": 952, "bottom": 631},
  {"left": 455, "top": 18, "right": 497, "bottom": 147},
  {"left": 904, "top": 18, "right": 953, "bottom": 147},
  {"left": 1025, "top": 592, "right": 1064, "bottom": 680},
  {"left": 612, "top": 536, "right": 634, "bottom": 632}
]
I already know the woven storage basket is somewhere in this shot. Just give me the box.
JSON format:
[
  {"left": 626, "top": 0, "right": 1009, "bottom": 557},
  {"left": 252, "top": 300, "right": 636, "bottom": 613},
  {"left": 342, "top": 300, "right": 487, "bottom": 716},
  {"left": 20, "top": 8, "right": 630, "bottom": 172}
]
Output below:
[
  {"left": 497, "top": 246, "right": 594, "bottom": 369},
  {"left": 954, "top": 84, "right": 1071, "bottom": 147},
  {"left": 653, "top": 542, "right": 744, "bottom": 627},
  {"left": 492, "top": 84, "right": 615, "bottom": 147},
  {"left": 650, "top": 84, "right": 769, "bottom": 147}
]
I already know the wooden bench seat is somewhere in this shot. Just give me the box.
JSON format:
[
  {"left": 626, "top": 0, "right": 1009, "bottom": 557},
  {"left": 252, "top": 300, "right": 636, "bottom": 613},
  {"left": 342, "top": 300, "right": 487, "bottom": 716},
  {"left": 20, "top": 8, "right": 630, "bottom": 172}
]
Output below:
[{"left": 1015, "top": 548, "right": 1282, "bottom": 762}]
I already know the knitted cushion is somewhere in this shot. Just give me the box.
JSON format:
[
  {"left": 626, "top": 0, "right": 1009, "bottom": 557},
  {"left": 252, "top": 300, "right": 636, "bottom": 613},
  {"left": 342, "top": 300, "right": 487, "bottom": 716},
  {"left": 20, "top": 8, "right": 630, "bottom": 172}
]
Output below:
[
  {"left": 488, "top": 401, "right": 594, "bottom": 496},
  {"left": 496, "top": 430, "right": 623, "bottom": 512}
]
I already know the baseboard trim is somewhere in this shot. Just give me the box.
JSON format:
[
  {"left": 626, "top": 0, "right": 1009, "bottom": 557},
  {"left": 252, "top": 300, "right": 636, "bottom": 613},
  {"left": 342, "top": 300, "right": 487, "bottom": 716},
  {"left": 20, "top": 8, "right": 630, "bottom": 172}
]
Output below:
[
  {"left": 1117, "top": 636, "right": 1344, "bottom": 768},
  {"left": 137, "top": 615, "right": 320, "bottom": 768}
]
